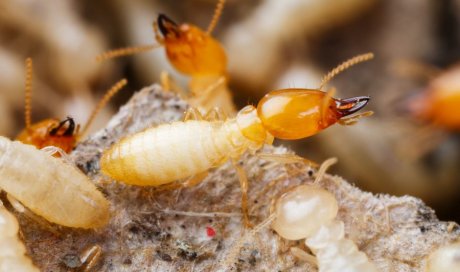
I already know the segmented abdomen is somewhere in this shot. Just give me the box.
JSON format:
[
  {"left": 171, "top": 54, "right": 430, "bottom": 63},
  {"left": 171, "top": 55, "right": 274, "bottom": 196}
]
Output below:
[
  {"left": 101, "top": 120, "right": 241, "bottom": 186},
  {"left": 0, "top": 137, "right": 110, "bottom": 229}
]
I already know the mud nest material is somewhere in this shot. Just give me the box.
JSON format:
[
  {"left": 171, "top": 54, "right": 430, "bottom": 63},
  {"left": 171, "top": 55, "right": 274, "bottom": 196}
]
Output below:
[{"left": 19, "top": 85, "right": 460, "bottom": 271}]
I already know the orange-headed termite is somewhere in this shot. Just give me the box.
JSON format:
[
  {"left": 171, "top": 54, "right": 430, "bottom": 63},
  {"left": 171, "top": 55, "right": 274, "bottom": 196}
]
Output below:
[
  {"left": 0, "top": 200, "right": 39, "bottom": 271},
  {"left": 406, "top": 64, "right": 460, "bottom": 131},
  {"left": 15, "top": 58, "right": 127, "bottom": 153},
  {"left": 96, "top": 0, "right": 236, "bottom": 114},
  {"left": 0, "top": 136, "right": 110, "bottom": 229},
  {"left": 100, "top": 53, "right": 374, "bottom": 226}
]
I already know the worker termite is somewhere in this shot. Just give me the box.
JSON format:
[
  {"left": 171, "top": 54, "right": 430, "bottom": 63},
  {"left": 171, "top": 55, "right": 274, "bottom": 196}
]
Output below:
[
  {"left": 100, "top": 53, "right": 374, "bottom": 226},
  {"left": 271, "top": 159, "right": 378, "bottom": 272},
  {"left": 96, "top": 0, "right": 236, "bottom": 114},
  {"left": 425, "top": 242, "right": 460, "bottom": 272},
  {"left": 0, "top": 200, "right": 39, "bottom": 272},
  {"left": 15, "top": 58, "right": 127, "bottom": 153},
  {"left": 0, "top": 136, "right": 110, "bottom": 229}
]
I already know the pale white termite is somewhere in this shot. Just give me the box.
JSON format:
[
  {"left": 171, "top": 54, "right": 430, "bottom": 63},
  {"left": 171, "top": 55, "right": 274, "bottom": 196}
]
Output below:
[
  {"left": 425, "top": 242, "right": 460, "bottom": 272},
  {"left": 0, "top": 136, "right": 110, "bottom": 229},
  {"left": 100, "top": 53, "right": 374, "bottom": 225},
  {"left": 271, "top": 184, "right": 378, "bottom": 271},
  {"left": 0, "top": 200, "right": 39, "bottom": 272}
]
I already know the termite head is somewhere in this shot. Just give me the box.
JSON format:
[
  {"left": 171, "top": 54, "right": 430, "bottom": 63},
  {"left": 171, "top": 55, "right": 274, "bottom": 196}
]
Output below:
[
  {"left": 236, "top": 106, "right": 273, "bottom": 146},
  {"left": 16, "top": 117, "right": 78, "bottom": 153},
  {"left": 256, "top": 89, "right": 370, "bottom": 140},
  {"left": 156, "top": 14, "right": 227, "bottom": 76}
]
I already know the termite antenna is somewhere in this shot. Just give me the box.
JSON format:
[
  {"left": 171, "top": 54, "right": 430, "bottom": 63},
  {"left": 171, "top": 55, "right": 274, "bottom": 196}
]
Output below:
[
  {"left": 79, "top": 79, "right": 128, "bottom": 139},
  {"left": 206, "top": 0, "right": 226, "bottom": 35},
  {"left": 319, "top": 53, "right": 374, "bottom": 90},
  {"left": 24, "top": 58, "right": 33, "bottom": 130},
  {"left": 313, "top": 157, "right": 338, "bottom": 184},
  {"left": 95, "top": 44, "right": 161, "bottom": 62}
]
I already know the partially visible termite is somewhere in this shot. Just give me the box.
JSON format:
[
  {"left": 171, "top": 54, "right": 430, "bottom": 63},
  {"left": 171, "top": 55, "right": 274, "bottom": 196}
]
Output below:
[
  {"left": 426, "top": 242, "right": 460, "bottom": 272},
  {"left": 0, "top": 136, "right": 110, "bottom": 229},
  {"left": 270, "top": 159, "right": 378, "bottom": 272},
  {"left": 96, "top": 0, "right": 236, "bottom": 114},
  {"left": 391, "top": 60, "right": 460, "bottom": 158},
  {"left": 100, "top": 53, "right": 374, "bottom": 226},
  {"left": 0, "top": 200, "right": 39, "bottom": 271},
  {"left": 15, "top": 58, "right": 127, "bottom": 153}
]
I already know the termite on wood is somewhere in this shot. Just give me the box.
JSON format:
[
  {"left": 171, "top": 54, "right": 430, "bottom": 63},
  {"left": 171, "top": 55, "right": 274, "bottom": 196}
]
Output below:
[
  {"left": 100, "top": 53, "right": 374, "bottom": 226},
  {"left": 270, "top": 159, "right": 378, "bottom": 272}
]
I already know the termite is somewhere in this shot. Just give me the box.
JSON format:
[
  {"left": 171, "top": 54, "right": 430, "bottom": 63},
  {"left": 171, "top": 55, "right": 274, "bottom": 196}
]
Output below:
[
  {"left": 100, "top": 53, "right": 374, "bottom": 226},
  {"left": 270, "top": 159, "right": 378, "bottom": 271},
  {"left": 426, "top": 242, "right": 460, "bottom": 272},
  {"left": 406, "top": 64, "right": 460, "bottom": 131},
  {"left": 15, "top": 58, "right": 127, "bottom": 153},
  {"left": 0, "top": 200, "right": 39, "bottom": 271},
  {"left": 0, "top": 136, "right": 110, "bottom": 229},
  {"left": 96, "top": 0, "right": 236, "bottom": 114}
]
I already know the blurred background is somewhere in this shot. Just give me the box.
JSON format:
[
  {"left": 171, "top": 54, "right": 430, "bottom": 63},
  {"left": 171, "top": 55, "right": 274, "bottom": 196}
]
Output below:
[{"left": 1, "top": 0, "right": 459, "bottom": 221}]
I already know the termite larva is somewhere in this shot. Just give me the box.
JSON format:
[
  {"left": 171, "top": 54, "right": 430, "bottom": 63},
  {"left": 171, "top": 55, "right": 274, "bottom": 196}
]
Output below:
[
  {"left": 100, "top": 53, "right": 374, "bottom": 225},
  {"left": 16, "top": 58, "right": 127, "bottom": 153},
  {"left": 271, "top": 159, "right": 378, "bottom": 272},
  {"left": 0, "top": 201, "right": 39, "bottom": 272},
  {"left": 96, "top": 0, "right": 236, "bottom": 114},
  {"left": 0, "top": 136, "right": 110, "bottom": 229},
  {"left": 425, "top": 242, "right": 460, "bottom": 272}
]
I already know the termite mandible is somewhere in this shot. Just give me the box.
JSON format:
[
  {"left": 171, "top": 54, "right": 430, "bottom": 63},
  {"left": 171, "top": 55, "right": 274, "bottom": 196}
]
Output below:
[
  {"left": 100, "top": 53, "right": 374, "bottom": 226},
  {"left": 96, "top": 0, "right": 236, "bottom": 114},
  {"left": 15, "top": 58, "right": 127, "bottom": 153}
]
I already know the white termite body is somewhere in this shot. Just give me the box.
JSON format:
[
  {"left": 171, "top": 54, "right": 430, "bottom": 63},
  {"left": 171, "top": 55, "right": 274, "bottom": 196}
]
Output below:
[
  {"left": 426, "top": 242, "right": 460, "bottom": 272},
  {"left": 101, "top": 108, "right": 264, "bottom": 186},
  {"left": 272, "top": 185, "right": 378, "bottom": 272},
  {"left": 0, "top": 136, "right": 110, "bottom": 229},
  {"left": 0, "top": 201, "right": 39, "bottom": 272}
]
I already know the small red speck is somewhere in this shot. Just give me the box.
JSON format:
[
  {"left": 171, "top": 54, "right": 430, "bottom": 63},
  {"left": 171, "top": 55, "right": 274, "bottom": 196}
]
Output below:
[{"left": 206, "top": 227, "right": 216, "bottom": 237}]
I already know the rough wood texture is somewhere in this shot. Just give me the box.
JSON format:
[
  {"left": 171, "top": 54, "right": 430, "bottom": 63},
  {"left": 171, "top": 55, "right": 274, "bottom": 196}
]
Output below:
[{"left": 19, "top": 85, "right": 460, "bottom": 271}]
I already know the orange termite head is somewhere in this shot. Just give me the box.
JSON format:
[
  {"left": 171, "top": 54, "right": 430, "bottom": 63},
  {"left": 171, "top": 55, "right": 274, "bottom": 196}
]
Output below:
[
  {"left": 256, "top": 89, "right": 370, "bottom": 140},
  {"left": 156, "top": 14, "right": 227, "bottom": 76},
  {"left": 16, "top": 117, "right": 78, "bottom": 153},
  {"left": 408, "top": 66, "right": 460, "bottom": 130}
]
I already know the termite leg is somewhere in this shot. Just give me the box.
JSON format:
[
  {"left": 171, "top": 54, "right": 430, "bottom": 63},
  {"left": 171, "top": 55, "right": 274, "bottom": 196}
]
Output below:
[
  {"left": 40, "top": 146, "right": 73, "bottom": 164},
  {"left": 80, "top": 245, "right": 102, "bottom": 272},
  {"left": 204, "top": 107, "right": 227, "bottom": 121},
  {"left": 160, "top": 71, "right": 187, "bottom": 97},
  {"left": 6, "top": 194, "right": 60, "bottom": 235},
  {"left": 290, "top": 247, "right": 318, "bottom": 267},
  {"left": 256, "top": 153, "right": 319, "bottom": 168},
  {"left": 232, "top": 159, "right": 252, "bottom": 228},
  {"left": 156, "top": 172, "right": 209, "bottom": 191},
  {"left": 183, "top": 107, "right": 205, "bottom": 121}
]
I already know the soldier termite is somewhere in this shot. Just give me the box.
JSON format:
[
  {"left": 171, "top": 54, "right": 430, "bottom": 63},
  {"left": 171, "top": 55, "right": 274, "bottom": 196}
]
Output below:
[
  {"left": 0, "top": 200, "right": 39, "bottom": 271},
  {"left": 96, "top": 0, "right": 236, "bottom": 115},
  {"left": 15, "top": 58, "right": 127, "bottom": 153},
  {"left": 100, "top": 53, "right": 374, "bottom": 226},
  {"left": 270, "top": 159, "right": 378, "bottom": 272},
  {"left": 0, "top": 136, "right": 110, "bottom": 229}
]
